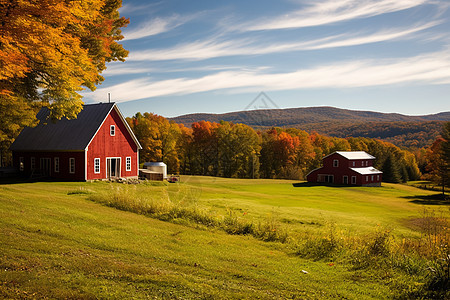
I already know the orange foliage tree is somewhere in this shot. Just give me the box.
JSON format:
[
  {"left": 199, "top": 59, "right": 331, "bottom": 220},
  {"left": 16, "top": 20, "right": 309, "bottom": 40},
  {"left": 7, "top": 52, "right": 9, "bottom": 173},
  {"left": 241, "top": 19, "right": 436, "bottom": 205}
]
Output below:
[{"left": 0, "top": 0, "right": 129, "bottom": 165}]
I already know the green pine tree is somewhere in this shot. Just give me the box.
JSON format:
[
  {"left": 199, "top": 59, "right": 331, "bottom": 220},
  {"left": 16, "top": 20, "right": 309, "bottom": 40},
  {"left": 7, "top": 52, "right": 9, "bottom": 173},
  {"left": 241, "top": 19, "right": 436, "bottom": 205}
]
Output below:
[{"left": 382, "top": 154, "right": 401, "bottom": 183}]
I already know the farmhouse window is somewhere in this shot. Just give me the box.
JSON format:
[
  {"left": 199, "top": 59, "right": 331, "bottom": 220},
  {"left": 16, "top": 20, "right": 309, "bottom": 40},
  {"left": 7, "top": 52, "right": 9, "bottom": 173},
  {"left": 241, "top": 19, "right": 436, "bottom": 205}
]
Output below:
[
  {"left": 19, "top": 157, "right": 24, "bottom": 171},
  {"left": 31, "top": 157, "right": 35, "bottom": 170},
  {"left": 366, "top": 176, "right": 368, "bottom": 182},
  {"left": 371, "top": 175, "right": 374, "bottom": 181},
  {"left": 110, "top": 125, "right": 115, "bottom": 136},
  {"left": 352, "top": 161, "right": 355, "bottom": 167},
  {"left": 54, "top": 157, "right": 60, "bottom": 173},
  {"left": 69, "top": 158, "right": 75, "bottom": 174},
  {"left": 126, "top": 157, "right": 131, "bottom": 171},
  {"left": 377, "top": 175, "right": 380, "bottom": 181},
  {"left": 333, "top": 159, "right": 339, "bottom": 167},
  {"left": 94, "top": 158, "right": 100, "bottom": 174},
  {"left": 351, "top": 176, "right": 356, "bottom": 184},
  {"left": 343, "top": 176, "right": 348, "bottom": 184}
]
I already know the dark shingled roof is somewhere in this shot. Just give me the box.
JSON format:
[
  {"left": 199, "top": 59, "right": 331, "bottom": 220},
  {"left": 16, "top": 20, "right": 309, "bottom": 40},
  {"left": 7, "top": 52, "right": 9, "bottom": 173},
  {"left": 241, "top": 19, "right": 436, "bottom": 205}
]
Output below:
[{"left": 10, "top": 103, "right": 116, "bottom": 151}]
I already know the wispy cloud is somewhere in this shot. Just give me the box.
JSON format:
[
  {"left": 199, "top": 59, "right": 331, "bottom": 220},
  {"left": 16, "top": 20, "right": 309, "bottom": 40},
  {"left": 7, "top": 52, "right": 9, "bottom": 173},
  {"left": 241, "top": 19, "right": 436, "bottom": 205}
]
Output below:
[
  {"left": 123, "top": 14, "right": 197, "bottom": 40},
  {"left": 119, "top": 2, "right": 163, "bottom": 15},
  {"left": 103, "top": 64, "right": 155, "bottom": 76},
  {"left": 245, "top": 0, "right": 429, "bottom": 31},
  {"left": 87, "top": 49, "right": 450, "bottom": 102},
  {"left": 128, "top": 21, "right": 439, "bottom": 61}
]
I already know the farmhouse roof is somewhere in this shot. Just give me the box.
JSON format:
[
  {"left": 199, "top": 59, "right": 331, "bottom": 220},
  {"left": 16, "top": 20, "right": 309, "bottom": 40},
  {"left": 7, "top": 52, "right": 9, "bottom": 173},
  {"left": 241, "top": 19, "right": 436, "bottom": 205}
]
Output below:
[
  {"left": 10, "top": 103, "right": 141, "bottom": 151},
  {"left": 326, "top": 151, "right": 376, "bottom": 160},
  {"left": 350, "top": 167, "right": 383, "bottom": 175}
]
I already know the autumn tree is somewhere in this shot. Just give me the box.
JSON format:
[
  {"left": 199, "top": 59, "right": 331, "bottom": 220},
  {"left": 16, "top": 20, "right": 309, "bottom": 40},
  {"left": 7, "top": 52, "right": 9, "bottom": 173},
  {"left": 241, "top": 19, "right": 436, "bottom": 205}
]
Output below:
[
  {"left": 127, "top": 113, "right": 181, "bottom": 173},
  {"left": 0, "top": 0, "right": 129, "bottom": 164},
  {"left": 191, "top": 121, "right": 219, "bottom": 176},
  {"left": 176, "top": 124, "right": 194, "bottom": 175},
  {"left": 423, "top": 122, "right": 450, "bottom": 197},
  {"left": 440, "top": 122, "right": 450, "bottom": 196},
  {"left": 216, "top": 122, "right": 260, "bottom": 178}
]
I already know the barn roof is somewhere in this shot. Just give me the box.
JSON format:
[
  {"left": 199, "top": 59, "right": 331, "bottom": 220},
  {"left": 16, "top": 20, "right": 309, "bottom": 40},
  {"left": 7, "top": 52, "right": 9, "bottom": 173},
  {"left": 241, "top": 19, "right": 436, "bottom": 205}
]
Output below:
[
  {"left": 10, "top": 103, "right": 141, "bottom": 151},
  {"left": 328, "top": 151, "right": 376, "bottom": 160},
  {"left": 350, "top": 167, "right": 382, "bottom": 175}
]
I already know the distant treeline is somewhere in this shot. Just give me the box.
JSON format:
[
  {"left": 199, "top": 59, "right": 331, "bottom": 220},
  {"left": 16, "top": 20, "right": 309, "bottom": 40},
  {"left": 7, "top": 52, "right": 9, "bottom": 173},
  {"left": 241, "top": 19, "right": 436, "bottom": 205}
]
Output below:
[
  {"left": 171, "top": 106, "right": 448, "bottom": 150},
  {"left": 127, "top": 113, "right": 421, "bottom": 182},
  {"left": 298, "top": 121, "right": 443, "bottom": 149}
]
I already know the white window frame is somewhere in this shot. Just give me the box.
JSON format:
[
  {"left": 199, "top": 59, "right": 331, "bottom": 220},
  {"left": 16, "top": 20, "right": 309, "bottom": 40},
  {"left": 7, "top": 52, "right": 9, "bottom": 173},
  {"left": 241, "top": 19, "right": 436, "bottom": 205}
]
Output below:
[
  {"left": 110, "top": 125, "right": 115, "bottom": 136},
  {"left": 19, "top": 157, "right": 24, "bottom": 171},
  {"left": 351, "top": 176, "right": 356, "bottom": 184},
  {"left": 94, "top": 158, "right": 100, "bottom": 174},
  {"left": 333, "top": 159, "right": 339, "bottom": 167},
  {"left": 31, "top": 157, "right": 35, "bottom": 170},
  {"left": 54, "top": 157, "right": 60, "bottom": 173},
  {"left": 69, "top": 158, "right": 75, "bottom": 174},
  {"left": 126, "top": 157, "right": 131, "bottom": 171}
]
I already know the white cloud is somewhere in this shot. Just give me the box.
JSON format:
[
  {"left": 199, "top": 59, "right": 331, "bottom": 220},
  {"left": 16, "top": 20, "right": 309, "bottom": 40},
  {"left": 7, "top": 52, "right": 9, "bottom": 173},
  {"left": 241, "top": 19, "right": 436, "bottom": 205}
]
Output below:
[
  {"left": 123, "top": 14, "right": 196, "bottom": 40},
  {"left": 86, "top": 49, "right": 450, "bottom": 102},
  {"left": 102, "top": 64, "right": 155, "bottom": 76},
  {"left": 127, "top": 21, "right": 439, "bottom": 61},
  {"left": 245, "top": 0, "right": 429, "bottom": 31}
]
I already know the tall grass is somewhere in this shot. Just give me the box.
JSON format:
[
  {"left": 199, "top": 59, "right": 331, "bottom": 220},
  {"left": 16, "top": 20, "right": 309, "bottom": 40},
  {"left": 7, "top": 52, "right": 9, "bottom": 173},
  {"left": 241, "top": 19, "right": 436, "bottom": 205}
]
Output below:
[
  {"left": 87, "top": 183, "right": 289, "bottom": 243},
  {"left": 87, "top": 183, "right": 449, "bottom": 298},
  {"left": 293, "top": 209, "right": 450, "bottom": 298}
]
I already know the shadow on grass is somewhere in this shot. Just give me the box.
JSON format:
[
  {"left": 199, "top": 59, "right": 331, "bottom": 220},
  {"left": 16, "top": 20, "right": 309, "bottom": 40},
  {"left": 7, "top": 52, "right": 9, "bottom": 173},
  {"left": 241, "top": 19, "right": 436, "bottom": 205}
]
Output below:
[
  {"left": 0, "top": 176, "right": 79, "bottom": 185},
  {"left": 292, "top": 182, "right": 349, "bottom": 188},
  {"left": 403, "top": 194, "right": 450, "bottom": 206}
]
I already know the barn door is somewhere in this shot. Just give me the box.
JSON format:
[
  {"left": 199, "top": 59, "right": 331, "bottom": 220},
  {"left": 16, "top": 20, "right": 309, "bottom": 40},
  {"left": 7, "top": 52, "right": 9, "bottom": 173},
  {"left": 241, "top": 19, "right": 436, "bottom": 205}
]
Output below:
[
  {"left": 40, "top": 158, "right": 51, "bottom": 177},
  {"left": 107, "top": 158, "right": 121, "bottom": 179}
]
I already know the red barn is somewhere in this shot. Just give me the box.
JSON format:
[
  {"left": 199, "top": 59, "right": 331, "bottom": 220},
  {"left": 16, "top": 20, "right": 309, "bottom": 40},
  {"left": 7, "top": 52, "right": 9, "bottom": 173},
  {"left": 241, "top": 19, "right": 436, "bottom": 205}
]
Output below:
[
  {"left": 306, "top": 151, "right": 382, "bottom": 186},
  {"left": 10, "top": 103, "right": 142, "bottom": 181}
]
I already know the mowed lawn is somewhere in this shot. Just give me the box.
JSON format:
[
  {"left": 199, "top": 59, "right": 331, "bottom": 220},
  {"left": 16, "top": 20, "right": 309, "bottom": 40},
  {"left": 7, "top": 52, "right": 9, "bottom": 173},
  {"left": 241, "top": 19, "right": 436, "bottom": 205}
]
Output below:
[{"left": 0, "top": 177, "right": 448, "bottom": 299}]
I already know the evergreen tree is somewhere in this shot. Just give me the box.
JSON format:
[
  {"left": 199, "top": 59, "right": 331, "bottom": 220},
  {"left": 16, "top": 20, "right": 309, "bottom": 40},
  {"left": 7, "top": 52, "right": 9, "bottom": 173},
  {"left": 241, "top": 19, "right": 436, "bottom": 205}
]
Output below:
[{"left": 382, "top": 154, "right": 401, "bottom": 183}]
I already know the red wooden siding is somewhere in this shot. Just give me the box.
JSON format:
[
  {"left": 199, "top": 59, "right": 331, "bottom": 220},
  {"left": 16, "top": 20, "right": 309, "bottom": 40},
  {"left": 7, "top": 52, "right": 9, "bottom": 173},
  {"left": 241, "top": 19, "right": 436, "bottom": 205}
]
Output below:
[
  {"left": 306, "top": 152, "right": 382, "bottom": 186},
  {"left": 13, "top": 151, "right": 85, "bottom": 181},
  {"left": 86, "top": 108, "right": 138, "bottom": 180}
]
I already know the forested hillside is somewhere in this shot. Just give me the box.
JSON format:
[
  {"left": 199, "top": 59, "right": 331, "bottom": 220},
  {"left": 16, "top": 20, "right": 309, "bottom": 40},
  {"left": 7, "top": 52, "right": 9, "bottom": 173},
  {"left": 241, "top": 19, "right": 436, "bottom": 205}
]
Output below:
[
  {"left": 171, "top": 107, "right": 449, "bottom": 149},
  {"left": 127, "top": 113, "right": 421, "bottom": 182}
]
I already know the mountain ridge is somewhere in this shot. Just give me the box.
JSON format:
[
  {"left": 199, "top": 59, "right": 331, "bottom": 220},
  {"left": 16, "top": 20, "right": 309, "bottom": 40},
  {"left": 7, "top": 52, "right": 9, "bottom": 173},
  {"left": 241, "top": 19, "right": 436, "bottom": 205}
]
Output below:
[
  {"left": 170, "top": 106, "right": 450, "bottom": 127},
  {"left": 170, "top": 106, "right": 450, "bottom": 149}
]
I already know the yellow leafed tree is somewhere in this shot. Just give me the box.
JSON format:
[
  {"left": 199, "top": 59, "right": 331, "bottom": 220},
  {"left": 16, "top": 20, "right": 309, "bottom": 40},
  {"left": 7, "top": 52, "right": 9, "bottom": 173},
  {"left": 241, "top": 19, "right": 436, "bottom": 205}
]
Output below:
[{"left": 0, "top": 0, "right": 129, "bottom": 165}]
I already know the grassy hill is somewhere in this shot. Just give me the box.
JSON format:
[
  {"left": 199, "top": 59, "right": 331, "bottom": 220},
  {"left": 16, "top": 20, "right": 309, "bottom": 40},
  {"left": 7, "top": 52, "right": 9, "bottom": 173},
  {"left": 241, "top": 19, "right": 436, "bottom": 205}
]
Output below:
[
  {"left": 1, "top": 177, "right": 449, "bottom": 299},
  {"left": 171, "top": 106, "right": 450, "bottom": 148}
]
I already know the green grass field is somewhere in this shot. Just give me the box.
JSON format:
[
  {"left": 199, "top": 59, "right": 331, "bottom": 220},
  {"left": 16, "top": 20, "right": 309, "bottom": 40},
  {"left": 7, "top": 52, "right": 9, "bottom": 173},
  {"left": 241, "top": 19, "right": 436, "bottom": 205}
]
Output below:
[{"left": 0, "top": 177, "right": 448, "bottom": 299}]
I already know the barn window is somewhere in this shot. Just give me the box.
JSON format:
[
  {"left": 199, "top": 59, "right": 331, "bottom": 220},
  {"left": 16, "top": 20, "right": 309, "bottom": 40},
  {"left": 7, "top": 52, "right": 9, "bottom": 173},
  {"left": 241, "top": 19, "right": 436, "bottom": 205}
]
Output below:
[
  {"left": 366, "top": 176, "right": 368, "bottom": 182},
  {"left": 333, "top": 159, "right": 339, "bottom": 167},
  {"left": 69, "top": 158, "right": 75, "bottom": 174},
  {"left": 343, "top": 175, "right": 348, "bottom": 184},
  {"left": 352, "top": 161, "right": 355, "bottom": 167},
  {"left": 54, "top": 157, "right": 60, "bottom": 173},
  {"left": 94, "top": 158, "right": 100, "bottom": 174},
  {"left": 377, "top": 175, "right": 380, "bottom": 181},
  {"left": 19, "top": 157, "right": 24, "bottom": 171},
  {"left": 110, "top": 125, "right": 115, "bottom": 136},
  {"left": 371, "top": 175, "right": 374, "bottom": 181},
  {"left": 31, "top": 157, "right": 35, "bottom": 170},
  {"left": 351, "top": 176, "right": 356, "bottom": 184},
  {"left": 126, "top": 157, "right": 131, "bottom": 171}
]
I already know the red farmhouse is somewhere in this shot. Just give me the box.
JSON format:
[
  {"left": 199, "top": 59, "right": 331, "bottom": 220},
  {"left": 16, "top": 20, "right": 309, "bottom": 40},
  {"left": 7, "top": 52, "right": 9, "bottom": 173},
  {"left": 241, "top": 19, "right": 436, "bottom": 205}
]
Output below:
[
  {"left": 10, "top": 103, "right": 142, "bottom": 181},
  {"left": 306, "top": 151, "right": 382, "bottom": 186}
]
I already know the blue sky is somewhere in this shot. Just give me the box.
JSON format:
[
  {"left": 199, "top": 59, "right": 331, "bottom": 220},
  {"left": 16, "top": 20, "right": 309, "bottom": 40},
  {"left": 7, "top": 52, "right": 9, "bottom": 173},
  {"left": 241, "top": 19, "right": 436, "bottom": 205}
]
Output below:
[{"left": 81, "top": 0, "right": 450, "bottom": 118}]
